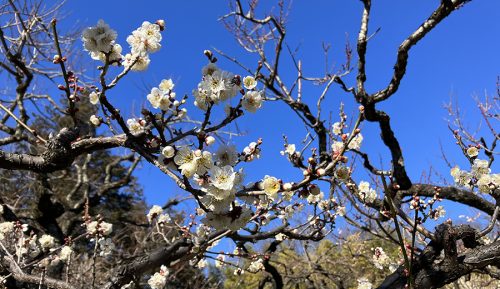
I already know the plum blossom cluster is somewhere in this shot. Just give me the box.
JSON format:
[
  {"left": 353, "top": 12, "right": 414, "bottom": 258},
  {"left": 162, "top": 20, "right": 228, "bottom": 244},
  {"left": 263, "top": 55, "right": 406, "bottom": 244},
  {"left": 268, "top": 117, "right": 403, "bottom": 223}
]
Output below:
[
  {"left": 451, "top": 159, "right": 499, "bottom": 194},
  {"left": 192, "top": 59, "right": 264, "bottom": 113},
  {"left": 372, "top": 247, "right": 395, "bottom": 271},
  {"left": 147, "top": 78, "right": 179, "bottom": 111},
  {"left": 82, "top": 19, "right": 165, "bottom": 71},
  {"left": 357, "top": 181, "right": 377, "bottom": 203},
  {"left": 147, "top": 265, "right": 169, "bottom": 289},
  {"left": 147, "top": 205, "right": 172, "bottom": 225}
]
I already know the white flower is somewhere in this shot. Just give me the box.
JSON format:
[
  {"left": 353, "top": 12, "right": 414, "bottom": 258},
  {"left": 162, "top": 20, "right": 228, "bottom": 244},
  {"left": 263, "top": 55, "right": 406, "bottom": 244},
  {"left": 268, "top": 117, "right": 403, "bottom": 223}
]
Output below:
[
  {"left": 0, "top": 222, "right": 14, "bottom": 240},
  {"left": 336, "top": 206, "right": 346, "bottom": 216},
  {"left": 348, "top": 133, "right": 363, "bottom": 150},
  {"left": 127, "top": 118, "right": 144, "bottom": 134},
  {"left": 243, "top": 76, "right": 257, "bottom": 89},
  {"left": 205, "top": 136, "right": 216, "bottom": 146},
  {"left": 210, "top": 165, "right": 236, "bottom": 191},
  {"left": 148, "top": 270, "right": 167, "bottom": 289},
  {"left": 472, "top": 159, "right": 490, "bottom": 177},
  {"left": 281, "top": 144, "right": 296, "bottom": 156},
  {"left": 90, "top": 115, "right": 100, "bottom": 126},
  {"left": 202, "top": 63, "right": 219, "bottom": 76},
  {"left": 82, "top": 20, "right": 117, "bottom": 53},
  {"left": 174, "top": 147, "right": 197, "bottom": 177},
  {"left": 89, "top": 92, "right": 99, "bottom": 105},
  {"left": 59, "top": 246, "right": 73, "bottom": 262},
  {"left": 90, "top": 43, "right": 122, "bottom": 64},
  {"left": 147, "top": 205, "right": 164, "bottom": 223},
  {"left": 159, "top": 79, "right": 174, "bottom": 92},
  {"left": 450, "top": 166, "right": 472, "bottom": 187},
  {"left": 431, "top": 206, "right": 446, "bottom": 220},
  {"left": 98, "top": 238, "right": 115, "bottom": 257},
  {"left": 215, "top": 145, "right": 239, "bottom": 166},
  {"left": 372, "top": 247, "right": 391, "bottom": 270},
  {"left": 161, "top": 146, "right": 175, "bottom": 159},
  {"left": 358, "top": 181, "right": 377, "bottom": 203},
  {"left": 331, "top": 141, "right": 344, "bottom": 155},
  {"left": 467, "top": 146, "right": 479, "bottom": 158},
  {"left": 39, "top": 234, "right": 56, "bottom": 250},
  {"left": 332, "top": 122, "right": 342, "bottom": 135},
  {"left": 194, "top": 150, "right": 213, "bottom": 175},
  {"left": 123, "top": 52, "right": 150, "bottom": 71},
  {"left": 127, "top": 21, "right": 162, "bottom": 54},
  {"left": 242, "top": 91, "right": 263, "bottom": 113},
  {"left": 248, "top": 259, "right": 265, "bottom": 272},
  {"left": 261, "top": 175, "right": 280, "bottom": 199},
  {"left": 477, "top": 174, "right": 493, "bottom": 194},
  {"left": 243, "top": 142, "right": 261, "bottom": 161},
  {"left": 275, "top": 233, "right": 286, "bottom": 241},
  {"left": 86, "top": 221, "right": 113, "bottom": 236}
]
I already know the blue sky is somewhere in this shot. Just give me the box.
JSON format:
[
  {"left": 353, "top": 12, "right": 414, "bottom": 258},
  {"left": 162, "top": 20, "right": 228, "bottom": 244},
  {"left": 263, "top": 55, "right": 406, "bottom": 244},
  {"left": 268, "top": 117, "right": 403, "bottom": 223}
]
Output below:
[{"left": 60, "top": 0, "right": 499, "bottom": 221}]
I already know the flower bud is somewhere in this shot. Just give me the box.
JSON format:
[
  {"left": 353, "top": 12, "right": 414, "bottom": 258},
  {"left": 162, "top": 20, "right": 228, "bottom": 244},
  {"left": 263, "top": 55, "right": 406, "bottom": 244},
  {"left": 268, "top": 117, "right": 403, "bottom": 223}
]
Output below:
[
  {"left": 162, "top": 146, "right": 175, "bottom": 158},
  {"left": 205, "top": 136, "right": 215, "bottom": 146}
]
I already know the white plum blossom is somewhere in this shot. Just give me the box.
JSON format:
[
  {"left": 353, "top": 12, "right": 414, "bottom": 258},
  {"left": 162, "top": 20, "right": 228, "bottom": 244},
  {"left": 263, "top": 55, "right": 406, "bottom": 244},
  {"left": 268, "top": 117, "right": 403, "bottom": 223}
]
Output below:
[
  {"left": 358, "top": 181, "right": 377, "bottom": 203},
  {"left": 332, "top": 122, "right": 342, "bottom": 135},
  {"left": 477, "top": 174, "right": 494, "bottom": 194},
  {"left": 243, "top": 142, "right": 261, "bottom": 161},
  {"left": 431, "top": 206, "right": 446, "bottom": 220},
  {"left": 202, "top": 63, "right": 219, "bottom": 76},
  {"left": 39, "top": 234, "right": 56, "bottom": 250},
  {"left": 90, "top": 43, "right": 122, "bottom": 64},
  {"left": 174, "top": 147, "right": 197, "bottom": 177},
  {"left": 372, "top": 247, "right": 391, "bottom": 270},
  {"left": 86, "top": 221, "right": 113, "bottom": 236},
  {"left": 59, "top": 246, "right": 73, "bottom": 262},
  {"left": 275, "top": 233, "right": 287, "bottom": 241},
  {"left": 348, "top": 133, "right": 363, "bottom": 150},
  {"left": 127, "top": 118, "right": 144, "bottom": 134},
  {"left": 280, "top": 144, "right": 296, "bottom": 156},
  {"left": 243, "top": 75, "right": 257, "bottom": 89},
  {"left": 89, "top": 91, "right": 99, "bottom": 105},
  {"left": 159, "top": 78, "right": 174, "bottom": 92},
  {"left": 242, "top": 90, "right": 263, "bottom": 113},
  {"left": 90, "top": 115, "right": 100, "bottom": 126},
  {"left": 215, "top": 145, "right": 239, "bottom": 166},
  {"left": 202, "top": 206, "right": 252, "bottom": 231},
  {"left": 248, "top": 258, "right": 265, "bottom": 272},
  {"left": 0, "top": 222, "right": 14, "bottom": 240},
  {"left": 466, "top": 146, "right": 479, "bottom": 158},
  {"left": 147, "top": 87, "right": 171, "bottom": 110},
  {"left": 193, "top": 150, "right": 213, "bottom": 175},
  {"left": 98, "top": 238, "right": 115, "bottom": 257},
  {"left": 331, "top": 141, "right": 344, "bottom": 155},
  {"left": 147, "top": 205, "right": 164, "bottom": 223},
  {"left": 127, "top": 21, "right": 162, "bottom": 54},
  {"left": 261, "top": 175, "right": 280, "bottom": 198},
  {"left": 82, "top": 20, "right": 117, "bottom": 54},
  {"left": 123, "top": 52, "right": 150, "bottom": 71},
  {"left": 210, "top": 165, "right": 236, "bottom": 191},
  {"left": 147, "top": 265, "right": 169, "bottom": 289},
  {"left": 450, "top": 166, "right": 472, "bottom": 188},
  {"left": 471, "top": 159, "right": 490, "bottom": 177}
]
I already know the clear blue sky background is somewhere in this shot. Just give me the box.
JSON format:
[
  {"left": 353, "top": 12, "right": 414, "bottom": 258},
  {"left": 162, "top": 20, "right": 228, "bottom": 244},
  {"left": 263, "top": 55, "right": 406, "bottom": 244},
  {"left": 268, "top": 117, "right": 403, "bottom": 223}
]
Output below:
[{"left": 60, "top": 0, "right": 499, "bottom": 221}]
